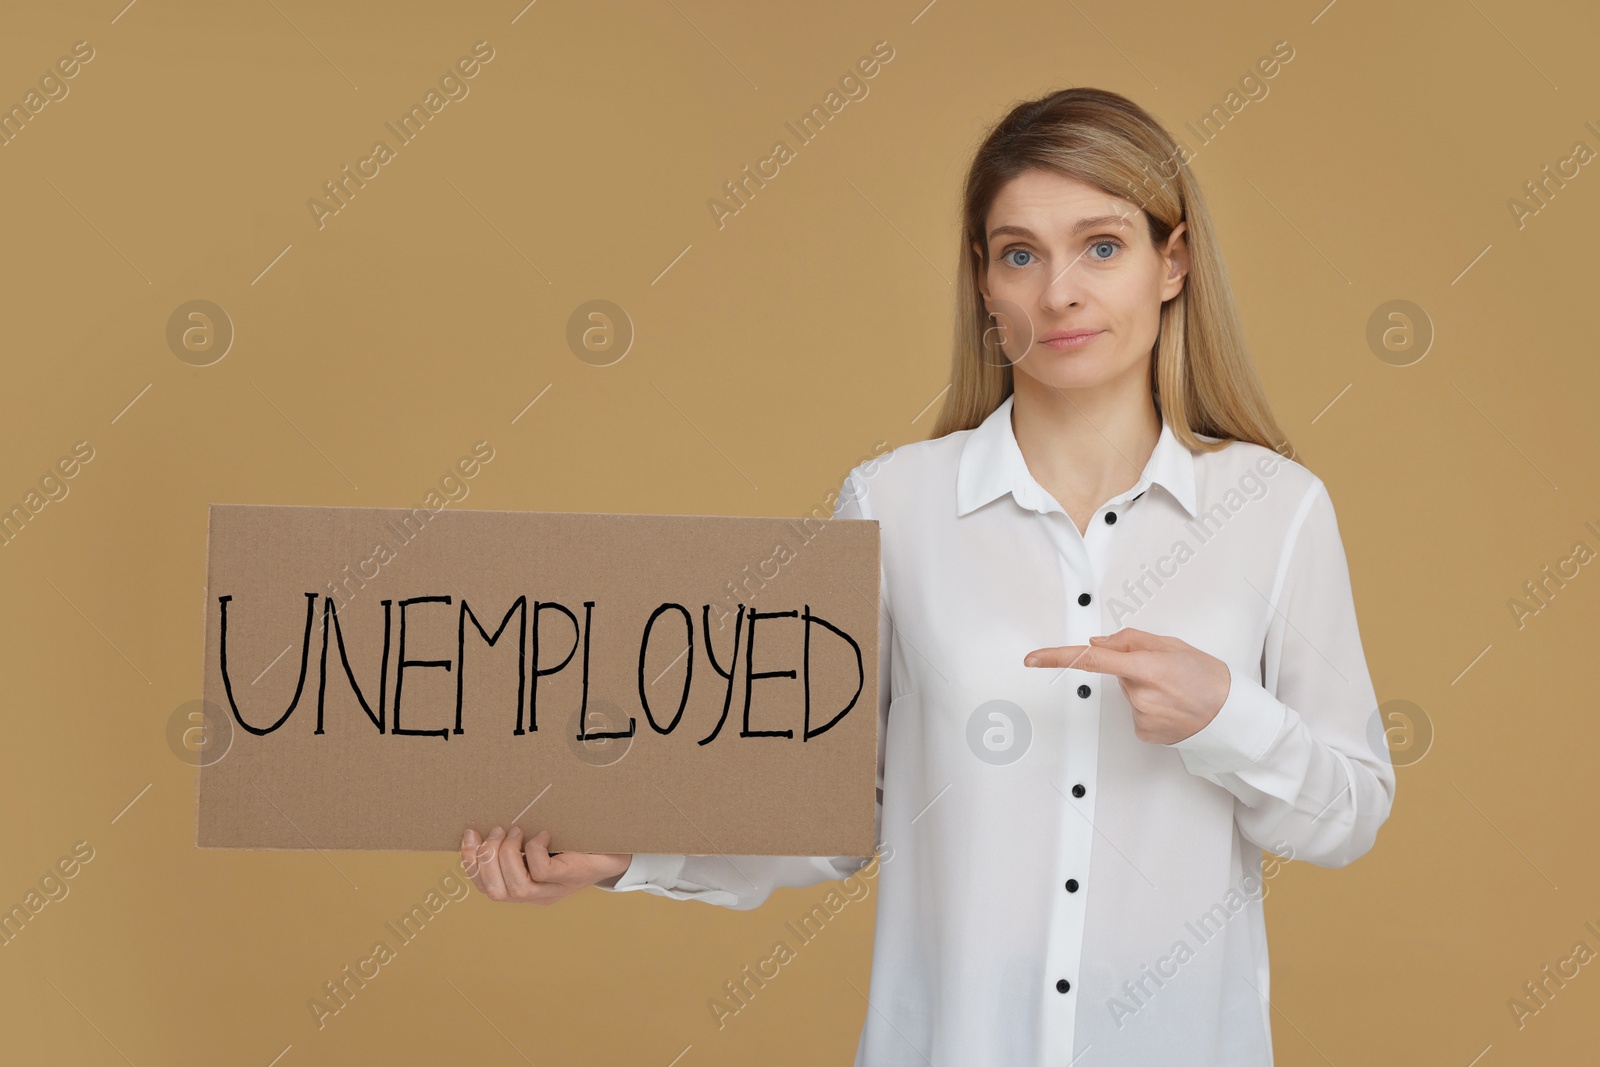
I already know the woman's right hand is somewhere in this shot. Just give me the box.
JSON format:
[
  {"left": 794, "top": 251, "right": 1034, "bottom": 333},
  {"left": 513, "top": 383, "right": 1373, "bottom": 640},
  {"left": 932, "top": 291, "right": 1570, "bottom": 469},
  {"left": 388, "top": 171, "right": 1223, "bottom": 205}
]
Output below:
[{"left": 460, "top": 826, "right": 632, "bottom": 905}]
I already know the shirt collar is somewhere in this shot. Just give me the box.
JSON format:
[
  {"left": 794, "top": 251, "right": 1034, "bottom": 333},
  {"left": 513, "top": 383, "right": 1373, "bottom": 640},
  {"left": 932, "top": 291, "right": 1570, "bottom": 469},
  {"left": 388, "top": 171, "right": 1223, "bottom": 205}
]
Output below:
[{"left": 955, "top": 393, "right": 1199, "bottom": 519}]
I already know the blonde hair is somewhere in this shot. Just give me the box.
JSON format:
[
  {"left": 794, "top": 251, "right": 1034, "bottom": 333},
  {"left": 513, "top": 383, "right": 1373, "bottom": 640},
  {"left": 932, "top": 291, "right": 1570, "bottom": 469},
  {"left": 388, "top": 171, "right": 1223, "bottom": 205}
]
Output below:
[{"left": 930, "top": 87, "right": 1294, "bottom": 462}]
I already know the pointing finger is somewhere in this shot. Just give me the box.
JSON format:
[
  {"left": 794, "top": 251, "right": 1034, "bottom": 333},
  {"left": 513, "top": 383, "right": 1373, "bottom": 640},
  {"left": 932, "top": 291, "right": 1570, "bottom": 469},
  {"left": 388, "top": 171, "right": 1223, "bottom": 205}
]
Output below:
[
  {"left": 1023, "top": 645, "right": 1093, "bottom": 670},
  {"left": 1095, "top": 628, "right": 1182, "bottom": 652}
]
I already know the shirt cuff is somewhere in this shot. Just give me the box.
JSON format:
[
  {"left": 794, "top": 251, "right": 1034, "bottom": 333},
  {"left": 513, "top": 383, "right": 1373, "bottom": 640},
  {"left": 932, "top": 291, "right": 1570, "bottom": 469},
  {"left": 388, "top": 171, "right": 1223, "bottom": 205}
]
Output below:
[
  {"left": 1165, "top": 664, "right": 1287, "bottom": 776},
  {"left": 597, "top": 853, "right": 687, "bottom": 893}
]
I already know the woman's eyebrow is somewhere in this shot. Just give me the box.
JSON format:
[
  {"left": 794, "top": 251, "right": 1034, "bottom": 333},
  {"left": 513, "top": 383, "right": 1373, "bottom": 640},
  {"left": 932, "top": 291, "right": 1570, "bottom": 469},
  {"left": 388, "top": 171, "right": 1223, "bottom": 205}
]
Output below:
[{"left": 988, "top": 214, "right": 1135, "bottom": 242}]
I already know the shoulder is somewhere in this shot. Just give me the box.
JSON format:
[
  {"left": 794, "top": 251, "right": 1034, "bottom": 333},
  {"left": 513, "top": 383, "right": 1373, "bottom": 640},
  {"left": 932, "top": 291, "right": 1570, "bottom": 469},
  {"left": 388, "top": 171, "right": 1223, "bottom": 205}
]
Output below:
[
  {"left": 1189, "top": 435, "right": 1355, "bottom": 575},
  {"left": 835, "top": 431, "right": 969, "bottom": 520},
  {"left": 1190, "top": 433, "right": 1327, "bottom": 513}
]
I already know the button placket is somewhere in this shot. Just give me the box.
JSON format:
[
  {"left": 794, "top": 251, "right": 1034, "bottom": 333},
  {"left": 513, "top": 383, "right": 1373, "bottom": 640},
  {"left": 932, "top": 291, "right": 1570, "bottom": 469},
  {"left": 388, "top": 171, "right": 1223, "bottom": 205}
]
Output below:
[
  {"left": 1042, "top": 489, "right": 1131, "bottom": 1024},
  {"left": 1040, "top": 518, "right": 1102, "bottom": 1035}
]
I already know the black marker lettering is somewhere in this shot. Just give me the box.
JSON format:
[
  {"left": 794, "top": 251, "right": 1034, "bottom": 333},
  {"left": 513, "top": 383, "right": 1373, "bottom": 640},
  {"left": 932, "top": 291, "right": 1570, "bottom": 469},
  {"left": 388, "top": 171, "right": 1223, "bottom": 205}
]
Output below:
[
  {"left": 314, "top": 595, "right": 389, "bottom": 734},
  {"left": 638, "top": 603, "right": 692, "bottom": 735},
  {"left": 456, "top": 596, "right": 527, "bottom": 736},
  {"left": 218, "top": 592, "right": 317, "bottom": 735},
  {"left": 394, "top": 595, "right": 451, "bottom": 739},
  {"left": 579, "top": 600, "right": 633, "bottom": 740},
  {"left": 742, "top": 608, "right": 797, "bottom": 739},
  {"left": 696, "top": 602, "right": 744, "bottom": 745},
  {"left": 802, "top": 604, "right": 863, "bottom": 739},
  {"left": 529, "top": 600, "right": 580, "bottom": 735},
  {"left": 217, "top": 589, "right": 865, "bottom": 746}
]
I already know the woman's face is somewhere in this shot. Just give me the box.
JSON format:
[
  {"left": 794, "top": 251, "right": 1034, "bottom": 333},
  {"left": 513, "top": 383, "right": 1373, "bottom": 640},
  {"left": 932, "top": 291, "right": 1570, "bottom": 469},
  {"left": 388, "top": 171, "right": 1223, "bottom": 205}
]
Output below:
[{"left": 973, "top": 168, "right": 1188, "bottom": 395}]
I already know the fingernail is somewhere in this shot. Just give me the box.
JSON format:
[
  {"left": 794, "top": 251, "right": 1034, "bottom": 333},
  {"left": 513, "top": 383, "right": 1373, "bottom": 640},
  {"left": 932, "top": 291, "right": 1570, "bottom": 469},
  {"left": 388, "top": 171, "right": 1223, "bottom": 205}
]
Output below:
[
  {"left": 1024, "top": 655, "right": 1039, "bottom": 667},
  {"left": 489, "top": 826, "right": 504, "bottom": 838},
  {"left": 463, "top": 829, "right": 479, "bottom": 846}
]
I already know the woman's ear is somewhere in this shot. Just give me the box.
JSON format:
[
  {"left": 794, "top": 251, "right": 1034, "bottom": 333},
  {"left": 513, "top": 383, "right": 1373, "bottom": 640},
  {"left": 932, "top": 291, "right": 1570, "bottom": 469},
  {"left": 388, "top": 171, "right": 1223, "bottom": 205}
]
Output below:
[
  {"left": 971, "top": 241, "right": 990, "bottom": 304},
  {"left": 1161, "top": 222, "right": 1190, "bottom": 299}
]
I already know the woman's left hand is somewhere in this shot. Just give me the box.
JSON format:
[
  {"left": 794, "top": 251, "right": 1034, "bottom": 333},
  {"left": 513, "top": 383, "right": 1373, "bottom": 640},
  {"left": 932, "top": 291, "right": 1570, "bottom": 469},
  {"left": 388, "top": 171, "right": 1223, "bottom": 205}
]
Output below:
[{"left": 1023, "top": 627, "right": 1231, "bottom": 745}]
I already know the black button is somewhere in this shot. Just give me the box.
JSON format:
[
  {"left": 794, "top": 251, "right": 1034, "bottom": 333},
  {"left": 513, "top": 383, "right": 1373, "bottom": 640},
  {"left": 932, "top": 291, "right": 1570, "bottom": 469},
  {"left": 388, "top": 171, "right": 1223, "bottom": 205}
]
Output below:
[
  {"left": 1056, "top": 978, "right": 1072, "bottom": 993},
  {"left": 1071, "top": 784, "right": 1086, "bottom": 798},
  {"left": 1104, "top": 511, "right": 1117, "bottom": 524},
  {"left": 1076, "top": 684, "right": 1091, "bottom": 698},
  {"left": 1078, "top": 592, "right": 1091, "bottom": 606},
  {"left": 1065, "top": 879, "right": 1079, "bottom": 892}
]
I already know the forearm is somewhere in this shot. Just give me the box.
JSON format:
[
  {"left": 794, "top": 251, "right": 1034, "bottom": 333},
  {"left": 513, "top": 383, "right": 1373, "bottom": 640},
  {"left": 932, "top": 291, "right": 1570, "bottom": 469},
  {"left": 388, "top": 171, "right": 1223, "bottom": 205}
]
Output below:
[
  {"left": 597, "top": 852, "right": 874, "bottom": 910},
  {"left": 1171, "top": 671, "right": 1395, "bottom": 866}
]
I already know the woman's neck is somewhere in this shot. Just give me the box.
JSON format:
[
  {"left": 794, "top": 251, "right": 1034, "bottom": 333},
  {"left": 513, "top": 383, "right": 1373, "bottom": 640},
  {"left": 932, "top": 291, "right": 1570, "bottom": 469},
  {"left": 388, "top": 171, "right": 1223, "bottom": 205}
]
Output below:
[{"left": 1009, "top": 372, "right": 1162, "bottom": 524}]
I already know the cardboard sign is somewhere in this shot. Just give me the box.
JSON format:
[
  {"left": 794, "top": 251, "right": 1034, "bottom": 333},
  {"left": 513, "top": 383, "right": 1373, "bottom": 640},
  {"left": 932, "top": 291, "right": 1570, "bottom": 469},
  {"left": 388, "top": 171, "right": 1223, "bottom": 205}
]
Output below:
[{"left": 197, "top": 503, "right": 879, "bottom": 856}]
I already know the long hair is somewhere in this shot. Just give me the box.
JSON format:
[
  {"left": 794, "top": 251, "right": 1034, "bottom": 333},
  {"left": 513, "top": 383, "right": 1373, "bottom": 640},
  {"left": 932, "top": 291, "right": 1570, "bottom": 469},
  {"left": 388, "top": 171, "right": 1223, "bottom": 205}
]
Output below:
[{"left": 930, "top": 87, "right": 1293, "bottom": 461}]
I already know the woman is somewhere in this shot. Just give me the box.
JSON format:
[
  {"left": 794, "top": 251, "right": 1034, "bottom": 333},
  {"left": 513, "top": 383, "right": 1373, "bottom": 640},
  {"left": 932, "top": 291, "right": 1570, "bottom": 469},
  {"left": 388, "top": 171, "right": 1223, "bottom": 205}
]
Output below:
[{"left": 461, "top": 87, "right": 1396, "bottom": 1065}]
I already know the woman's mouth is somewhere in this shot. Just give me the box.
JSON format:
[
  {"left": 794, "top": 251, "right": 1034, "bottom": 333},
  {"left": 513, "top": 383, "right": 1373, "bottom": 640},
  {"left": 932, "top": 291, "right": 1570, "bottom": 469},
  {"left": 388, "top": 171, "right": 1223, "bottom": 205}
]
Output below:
[{"left": 1038, "top": 330, "right": 1103, "bottom": 350}]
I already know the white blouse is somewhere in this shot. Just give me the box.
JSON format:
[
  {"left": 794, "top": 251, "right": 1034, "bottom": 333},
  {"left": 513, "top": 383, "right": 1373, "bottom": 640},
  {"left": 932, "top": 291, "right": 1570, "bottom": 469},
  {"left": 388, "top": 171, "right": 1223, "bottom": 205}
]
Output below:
[{"left": 602, "top": 392, "right": 1396, "bottom": 1066}]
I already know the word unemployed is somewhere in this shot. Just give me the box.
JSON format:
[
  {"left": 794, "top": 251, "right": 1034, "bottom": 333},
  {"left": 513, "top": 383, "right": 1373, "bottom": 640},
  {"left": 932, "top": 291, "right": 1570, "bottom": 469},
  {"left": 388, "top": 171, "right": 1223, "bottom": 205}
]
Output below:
[{"left": 217, "top": 593, "right": 866, "bottom": 743}]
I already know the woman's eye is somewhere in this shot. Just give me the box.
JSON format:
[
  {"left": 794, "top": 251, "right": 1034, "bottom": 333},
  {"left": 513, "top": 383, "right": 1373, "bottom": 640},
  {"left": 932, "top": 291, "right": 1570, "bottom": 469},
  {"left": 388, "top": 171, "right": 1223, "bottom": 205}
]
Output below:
[
  {"left": 1001, "top": 248, "right": 1033, "bottom": 267},
  {"left": 1089, "top": 238, "right": 1123, "bottom": 260}
]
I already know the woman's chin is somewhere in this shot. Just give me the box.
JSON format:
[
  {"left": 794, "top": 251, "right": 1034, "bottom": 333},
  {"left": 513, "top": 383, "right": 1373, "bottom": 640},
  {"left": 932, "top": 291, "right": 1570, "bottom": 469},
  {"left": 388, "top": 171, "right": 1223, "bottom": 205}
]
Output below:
[{"left": 1012, "top": 361, "right": 1113, "bottom": 392}]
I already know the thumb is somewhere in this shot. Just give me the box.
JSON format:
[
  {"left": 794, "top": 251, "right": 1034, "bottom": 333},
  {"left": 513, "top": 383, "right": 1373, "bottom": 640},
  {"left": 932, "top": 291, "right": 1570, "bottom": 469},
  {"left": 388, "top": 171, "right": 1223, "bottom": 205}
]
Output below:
[
  {"left": 1091, "top": 628, "right": 1164, "bottom": 651},
  {"left": 522, "top": 829, "right": 555, "bottom": 881}
]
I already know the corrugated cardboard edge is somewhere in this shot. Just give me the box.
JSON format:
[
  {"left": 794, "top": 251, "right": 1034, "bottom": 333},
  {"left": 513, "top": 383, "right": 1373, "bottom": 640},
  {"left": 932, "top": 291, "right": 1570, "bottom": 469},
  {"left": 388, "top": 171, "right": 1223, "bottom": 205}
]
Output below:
[
  {"left": 201, "top": 501, "right": 865, "bottom": 523},
  {"left": 195, "top": 503, "right": 213, "bottom": 849}
]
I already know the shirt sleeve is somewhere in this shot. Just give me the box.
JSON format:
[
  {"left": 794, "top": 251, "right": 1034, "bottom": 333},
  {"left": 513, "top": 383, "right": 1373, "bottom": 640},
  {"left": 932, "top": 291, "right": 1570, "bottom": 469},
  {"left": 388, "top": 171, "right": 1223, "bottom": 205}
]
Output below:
[
  {"left": 594, "top": 466, "right": 891, "bottom": 910},
  {"left": 1163, "top": 476, "right": 1397, "bottom": 868}
]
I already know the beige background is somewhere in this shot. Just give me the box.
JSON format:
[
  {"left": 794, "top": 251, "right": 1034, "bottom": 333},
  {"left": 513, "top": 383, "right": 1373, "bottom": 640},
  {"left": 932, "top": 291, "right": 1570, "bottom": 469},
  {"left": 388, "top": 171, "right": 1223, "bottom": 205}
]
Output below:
[{"left": 1, "top": 0, "right": 1597, "bottom": 1063}]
